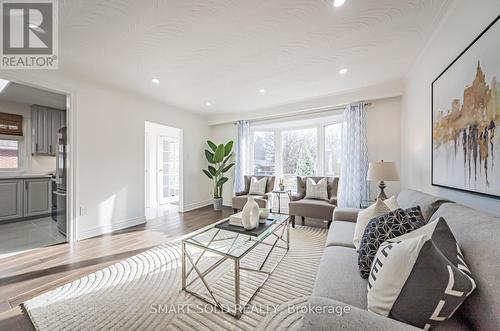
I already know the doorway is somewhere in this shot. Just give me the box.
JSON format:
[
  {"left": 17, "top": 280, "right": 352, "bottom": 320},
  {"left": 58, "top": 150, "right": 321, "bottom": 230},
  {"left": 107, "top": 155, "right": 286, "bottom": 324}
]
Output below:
[
  {"left": 0, "top": 80, "right": 70, "bottom": 259},
  {"left": 145, "top": 121, "right": 182, "bottom": 220}
]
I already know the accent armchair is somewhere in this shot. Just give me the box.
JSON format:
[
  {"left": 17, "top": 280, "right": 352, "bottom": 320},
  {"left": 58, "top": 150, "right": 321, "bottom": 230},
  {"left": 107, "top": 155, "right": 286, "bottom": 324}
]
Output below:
[
  {"left": 232, "top": 175, "right": 275, "bottom": 212},
  {"left": 288, "top": 176, "right": 339, "bottom": 228}
]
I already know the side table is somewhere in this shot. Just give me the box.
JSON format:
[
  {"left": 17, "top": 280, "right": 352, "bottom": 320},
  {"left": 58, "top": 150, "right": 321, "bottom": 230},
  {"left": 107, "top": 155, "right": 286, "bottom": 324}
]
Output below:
[{"left": 271, "top": 190, "right": 291, "bottom": 214}]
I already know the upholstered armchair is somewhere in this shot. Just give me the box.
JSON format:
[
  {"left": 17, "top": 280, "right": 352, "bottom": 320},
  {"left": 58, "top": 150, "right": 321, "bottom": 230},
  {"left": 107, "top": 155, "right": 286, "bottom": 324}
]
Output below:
[
  {"left": 288, "top": 176, "right": 339, "bottom": 228},
  {"left": 232, "top": 175, "right": 276, "bottom": 212}
]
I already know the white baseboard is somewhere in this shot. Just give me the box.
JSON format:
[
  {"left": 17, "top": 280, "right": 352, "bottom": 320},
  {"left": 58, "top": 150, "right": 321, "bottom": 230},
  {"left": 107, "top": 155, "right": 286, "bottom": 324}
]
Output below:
[
  {"left": 78, "top": 216, "right": 146, "bottom": 240},
  {"left": 223, "top": 199, "right": 232, "bottom": 207},
  {"left": 181, "top": 199, "right": 212, "bottom": 212}
]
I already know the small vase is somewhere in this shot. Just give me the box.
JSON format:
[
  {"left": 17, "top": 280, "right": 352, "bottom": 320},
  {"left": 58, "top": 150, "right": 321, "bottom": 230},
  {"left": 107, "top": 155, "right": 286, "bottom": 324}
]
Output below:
[
  {"left": 279, "top": 184, "right": 285, "bottom": 191},
  {"left": 242, "top": 196, "right": 259, "bottom": 230}
]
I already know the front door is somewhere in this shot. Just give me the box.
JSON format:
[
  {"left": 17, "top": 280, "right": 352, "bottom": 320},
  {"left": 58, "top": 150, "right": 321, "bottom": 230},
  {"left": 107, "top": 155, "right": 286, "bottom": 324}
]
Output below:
[{"left": 158, "top": 136, "right": 179, "bottom": 205}]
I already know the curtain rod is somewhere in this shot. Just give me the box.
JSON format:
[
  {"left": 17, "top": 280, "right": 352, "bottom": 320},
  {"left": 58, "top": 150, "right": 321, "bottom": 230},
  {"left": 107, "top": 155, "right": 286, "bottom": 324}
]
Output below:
[{"left": 233, "top": 102, "right": 372, "bottom": 125}]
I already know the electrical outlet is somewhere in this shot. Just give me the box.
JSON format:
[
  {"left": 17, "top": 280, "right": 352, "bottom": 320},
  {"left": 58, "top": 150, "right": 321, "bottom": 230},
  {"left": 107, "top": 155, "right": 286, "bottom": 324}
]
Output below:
[{"left": 80, "top": 207, "right": 88, "bottom": 216}]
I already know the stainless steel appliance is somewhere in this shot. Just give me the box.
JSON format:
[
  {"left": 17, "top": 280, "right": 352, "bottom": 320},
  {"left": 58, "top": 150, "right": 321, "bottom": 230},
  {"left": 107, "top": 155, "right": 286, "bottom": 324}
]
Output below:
[{"left": 54, "top": 127, "right": 67, "bottom": 235}]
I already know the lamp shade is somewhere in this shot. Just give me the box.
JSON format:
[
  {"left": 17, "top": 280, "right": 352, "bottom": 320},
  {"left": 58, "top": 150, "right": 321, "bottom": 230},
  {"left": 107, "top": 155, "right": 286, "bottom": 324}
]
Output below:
[{"left": 367, "top": 161, "right": 399, "bottom": 181}]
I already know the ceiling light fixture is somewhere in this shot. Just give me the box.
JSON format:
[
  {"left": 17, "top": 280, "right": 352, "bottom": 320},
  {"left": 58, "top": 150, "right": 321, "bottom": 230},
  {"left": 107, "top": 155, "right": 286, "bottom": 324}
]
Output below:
[
  {"left": 259, "top": 88, "right": 266, "bottom": 94},
  {"left": 0, "top": 79, "right": 10, "bottom": 92},
  {"left": 339, "top": 68, "right": 348, "bottom": 75},
  {"left": 333, "top": 0, "right": 346, "bottom": 7},
  {"left": 151, "top": 78, "right": 160, "bottom": 84},
  {"left": 205, "top": 102, "right": 212, "bottom": 107}
]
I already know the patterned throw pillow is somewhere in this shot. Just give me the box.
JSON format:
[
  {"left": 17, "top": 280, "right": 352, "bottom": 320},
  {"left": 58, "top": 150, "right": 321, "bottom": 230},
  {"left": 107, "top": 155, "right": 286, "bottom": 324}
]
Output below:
[
  {"left": 358, "top": 206, "right": 426, "bottom": 279},
  {"left": 305, "top": 178, "right": 328, "bottom": 200},
  {"left": 249, "top": 177, "right": 267, "bottom": 195},
  {"left": 353, "top": 199, "right": 391, "bottom": 250},
  {"left": 367, "top": 218, "right": 476, "bottom": 329}
]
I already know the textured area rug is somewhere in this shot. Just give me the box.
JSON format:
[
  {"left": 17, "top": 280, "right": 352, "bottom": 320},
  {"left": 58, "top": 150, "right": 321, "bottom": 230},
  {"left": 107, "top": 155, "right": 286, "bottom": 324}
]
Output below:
[{"left": 24, "top": 225, "right": 327, "bottom": 331}]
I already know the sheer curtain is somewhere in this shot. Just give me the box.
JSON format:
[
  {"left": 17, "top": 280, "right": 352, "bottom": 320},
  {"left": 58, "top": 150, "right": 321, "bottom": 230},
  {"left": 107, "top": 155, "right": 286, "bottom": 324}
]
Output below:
[
  {"left": 339, "top": 103, "right": 369, "bottom": 208},
  {"left": 234, "top": 120, "right": 250, "bottom": 192}
]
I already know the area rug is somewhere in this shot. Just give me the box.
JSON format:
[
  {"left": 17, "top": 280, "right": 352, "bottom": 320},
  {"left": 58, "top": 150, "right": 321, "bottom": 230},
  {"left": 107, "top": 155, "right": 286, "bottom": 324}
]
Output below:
[{"left": 24, "top": 225, "right": 327, "bottom": 331}]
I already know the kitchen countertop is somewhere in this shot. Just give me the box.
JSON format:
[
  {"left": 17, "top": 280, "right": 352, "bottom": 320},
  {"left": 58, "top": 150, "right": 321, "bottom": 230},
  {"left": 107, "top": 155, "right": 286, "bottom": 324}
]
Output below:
[{"left": 0, "top": 173, "right": 54, "bottom": 180}]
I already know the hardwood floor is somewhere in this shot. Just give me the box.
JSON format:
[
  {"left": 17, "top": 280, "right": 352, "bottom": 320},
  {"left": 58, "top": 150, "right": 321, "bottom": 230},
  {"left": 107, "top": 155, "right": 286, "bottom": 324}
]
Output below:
[{"left": 0, "top": 205, "right": 233, "bottom": 331}]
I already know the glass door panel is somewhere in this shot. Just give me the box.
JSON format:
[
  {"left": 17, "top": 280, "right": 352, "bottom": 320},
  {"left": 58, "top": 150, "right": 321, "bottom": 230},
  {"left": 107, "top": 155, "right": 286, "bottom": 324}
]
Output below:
[{"left": 158, "top": 136, "right": 180, "bottom": 204}]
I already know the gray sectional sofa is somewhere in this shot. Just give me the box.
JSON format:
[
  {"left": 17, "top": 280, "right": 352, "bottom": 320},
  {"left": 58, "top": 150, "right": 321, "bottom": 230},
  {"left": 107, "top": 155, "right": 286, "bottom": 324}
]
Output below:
[{"left": 300, "top": 189, "right": 500, "bottom": 330}]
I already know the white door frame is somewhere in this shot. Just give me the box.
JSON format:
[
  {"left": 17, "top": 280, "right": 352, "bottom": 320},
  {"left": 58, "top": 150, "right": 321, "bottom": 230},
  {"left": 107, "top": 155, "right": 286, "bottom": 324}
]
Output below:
[
  {"left": 144, "top": 122, "right": 183, "bottom": 211},
  {"left": 0, "top": 75, "right": 78, "bottom": 243}
]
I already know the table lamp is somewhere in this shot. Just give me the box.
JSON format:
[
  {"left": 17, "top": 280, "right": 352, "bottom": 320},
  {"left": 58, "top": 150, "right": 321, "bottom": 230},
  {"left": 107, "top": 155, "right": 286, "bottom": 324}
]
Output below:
[{"left": 367, "top": 160, "right": 399, "bottom": 200}]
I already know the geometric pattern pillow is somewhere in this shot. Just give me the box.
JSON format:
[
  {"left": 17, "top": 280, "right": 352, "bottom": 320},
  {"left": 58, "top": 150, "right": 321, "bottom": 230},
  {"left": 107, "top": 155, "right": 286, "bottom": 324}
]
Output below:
[
  {"left": 249, "top": 177, "right": 267, "bottom": 195},
  {"left": 358, "top": 206, "right": 426, "bottom": 279},
  {"left": 367, "top": 217, "right": 476, "bottom": 329}
]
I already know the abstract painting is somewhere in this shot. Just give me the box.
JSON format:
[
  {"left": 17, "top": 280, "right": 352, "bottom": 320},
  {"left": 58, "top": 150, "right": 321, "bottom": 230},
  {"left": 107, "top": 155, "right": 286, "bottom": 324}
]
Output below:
[{"left": 432, "top": 15, "right": 500, "bottom": 199}]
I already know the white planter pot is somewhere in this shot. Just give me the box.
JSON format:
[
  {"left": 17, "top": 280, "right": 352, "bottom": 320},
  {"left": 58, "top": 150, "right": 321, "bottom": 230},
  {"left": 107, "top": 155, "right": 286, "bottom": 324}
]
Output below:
[
  {"left": 241, "top": 196, "right": 259, "bottom": 230},
  {"left": 213, "top": 198, "right": 223, "bottom": 211}
]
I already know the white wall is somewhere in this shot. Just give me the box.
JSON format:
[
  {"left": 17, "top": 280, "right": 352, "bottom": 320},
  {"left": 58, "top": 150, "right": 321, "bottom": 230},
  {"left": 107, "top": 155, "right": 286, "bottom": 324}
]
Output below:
[
  {"left": 367, "top": 97, "right": 401, "bottom": 199},
  {"left": 210, "top": 96, "right": 402, "bottom": 205},
  {"left": 401, "top": 0, "right": 500, "bottom": 216},
  {"left": 0, "top": 70, "right": 212, "bottom": 239},
  {"left": 0, "top": 99, "right": 57, "bottom": 173}
]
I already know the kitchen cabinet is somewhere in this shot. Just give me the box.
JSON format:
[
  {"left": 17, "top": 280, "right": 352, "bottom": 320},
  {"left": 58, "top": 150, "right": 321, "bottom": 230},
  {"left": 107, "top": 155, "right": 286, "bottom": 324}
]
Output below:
[
  {"left": 0, "top": 179, "right": 23, "bottom": 221},
  {"left": 0, "top": 177, "right": 52, "bottom": 222},
  {"left": 31, "top": 106, "right": 66, "bottom": 156},
  {"left": 24, "top": 178, "right": 52, "bottom": 217}
]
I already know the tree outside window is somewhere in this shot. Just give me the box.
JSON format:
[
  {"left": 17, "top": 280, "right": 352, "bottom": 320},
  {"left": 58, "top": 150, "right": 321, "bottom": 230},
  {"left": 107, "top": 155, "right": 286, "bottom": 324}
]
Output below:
[{"left": 282, "top": 128, "right": 317, "bottom": 190}]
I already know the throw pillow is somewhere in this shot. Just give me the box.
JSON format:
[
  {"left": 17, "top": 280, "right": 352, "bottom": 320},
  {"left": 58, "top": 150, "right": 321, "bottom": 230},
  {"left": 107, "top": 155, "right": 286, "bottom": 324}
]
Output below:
[
  {"left": 305, "top": 178, "right": 328, "bottom": 200},
  {"left": 358, "top": 206, "right": 426, "bottom": 279},
  {"left": 353, "top": 199, "right": 391, "bottom": 250},
  {"left": 367, "top": 218, "right": 476, "bottom": 329},
  {"left": 384, "top": 196, "right": 399, "bottom": 210},
  {"left": 249, "top": 177, "right": 267, "bottom": 195}
]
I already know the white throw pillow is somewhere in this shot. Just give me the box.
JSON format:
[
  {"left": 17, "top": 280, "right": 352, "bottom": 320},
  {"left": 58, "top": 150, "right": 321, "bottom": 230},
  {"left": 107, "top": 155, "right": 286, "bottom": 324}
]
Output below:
[
  {"left": 305, "top": 178, "right": 328, "bottom": 200},
  {"left": 353, "top": 199, "right": 391, "bottom": 250},
  {"left": 249, "top": 177, "right": 267, "bottom": 195},
  {"left": 384, "top": 196, "right": 399, "bottom": 210}
]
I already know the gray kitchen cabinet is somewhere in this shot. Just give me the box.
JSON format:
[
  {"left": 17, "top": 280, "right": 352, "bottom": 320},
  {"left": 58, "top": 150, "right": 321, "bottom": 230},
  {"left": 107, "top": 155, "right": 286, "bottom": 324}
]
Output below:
[
  {"left": 32, "top": 106, "right": 66, "bottom": 156},
  {"left": 0, "top": 180, "right": 23, "bottom": 221},
  {"left": 50, "top": 110, "right": 63, "bottom": 155},
  {"left": 23, "top": 178, "right": 52, "bottom": 217}
]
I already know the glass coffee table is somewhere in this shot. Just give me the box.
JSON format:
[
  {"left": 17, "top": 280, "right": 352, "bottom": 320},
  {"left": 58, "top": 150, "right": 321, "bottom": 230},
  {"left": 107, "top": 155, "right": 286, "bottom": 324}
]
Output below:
[{"left": 181, "top": 213, "right": 290, "bottom": 318}]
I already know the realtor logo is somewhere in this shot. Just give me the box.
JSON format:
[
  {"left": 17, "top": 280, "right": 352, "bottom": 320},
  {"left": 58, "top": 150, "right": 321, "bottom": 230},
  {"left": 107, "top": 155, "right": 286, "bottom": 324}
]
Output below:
[{"left": 1, "top": 0, "right": 58, "bottom": 69}]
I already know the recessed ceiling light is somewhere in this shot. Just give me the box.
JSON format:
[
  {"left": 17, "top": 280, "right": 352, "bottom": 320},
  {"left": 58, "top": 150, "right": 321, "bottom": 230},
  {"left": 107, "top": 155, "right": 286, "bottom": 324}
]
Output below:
[
  {"left": 259, "top": 88, "right": 266, "bottom": 94},
  {"left": 205, "top": 102, "right": 212, "bottom": 107},
  {"left": 333, "top": 0, "right": 346, "bottom": 7},
  {"left": 0, "top": 79, "right": 9, "bottom": 92},
  {"left": 151, "top": 78, "right": 160, "bottom": 84},
  {"left": 339, "top": 68, "right": 348, "bottom": 75},
  {"left": 28, "top": 23, "right": 38, "bottom": 29}
]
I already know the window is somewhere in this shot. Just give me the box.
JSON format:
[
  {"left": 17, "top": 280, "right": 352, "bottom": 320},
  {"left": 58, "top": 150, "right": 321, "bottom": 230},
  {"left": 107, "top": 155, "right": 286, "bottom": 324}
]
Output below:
[
  {"left": 250, "top": 116, "right": 343, "bottom": 192},
  {"left": 252, "top": 131, "right": 275, "bottom": 175},
  {"left": 0, "top": 112, "right": 23, "bottom": 136},
  {"left": 0, "top": 139, "right": 19, "bottom": 169},
  {"left": 324, "top": 123, "right": 342, "bottom": 176},
  {"left": 282, "top": 128, "right": 317, "bottom": 190}
]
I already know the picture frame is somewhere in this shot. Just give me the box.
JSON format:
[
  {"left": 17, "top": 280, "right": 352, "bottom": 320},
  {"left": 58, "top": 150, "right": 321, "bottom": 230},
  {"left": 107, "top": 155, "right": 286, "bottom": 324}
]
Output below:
[{"left": 431, "top": 15, "right": 500, "bottom": 199}]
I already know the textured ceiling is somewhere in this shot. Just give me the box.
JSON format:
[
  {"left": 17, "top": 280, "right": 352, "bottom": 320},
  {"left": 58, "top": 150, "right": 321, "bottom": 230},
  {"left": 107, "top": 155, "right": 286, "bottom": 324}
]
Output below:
[{"left": 58, "top": 0, "right": 453, "bottom": 114}]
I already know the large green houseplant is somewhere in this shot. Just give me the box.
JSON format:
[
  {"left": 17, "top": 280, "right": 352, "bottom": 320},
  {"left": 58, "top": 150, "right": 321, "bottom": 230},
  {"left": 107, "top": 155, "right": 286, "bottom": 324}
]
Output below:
[{"left": 202, "top": 140, "right": 235, "bottom": 210}]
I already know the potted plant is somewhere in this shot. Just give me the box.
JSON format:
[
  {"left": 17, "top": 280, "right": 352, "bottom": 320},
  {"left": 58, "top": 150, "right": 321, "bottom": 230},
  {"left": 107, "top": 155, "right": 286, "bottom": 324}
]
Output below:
[
  {"left": 202, "top": 140, "right": 235, "bottom": 210},
  {"left": 279, "top": 178, "right": 285, "bottom": 191}
]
